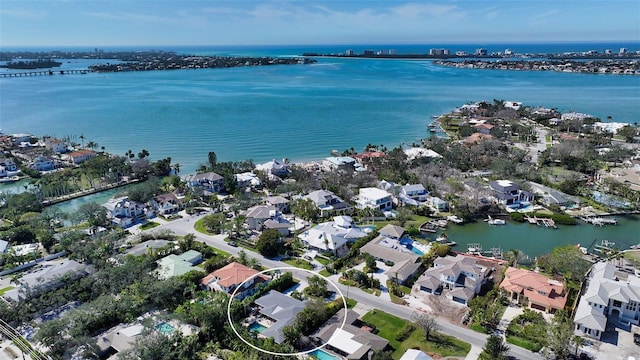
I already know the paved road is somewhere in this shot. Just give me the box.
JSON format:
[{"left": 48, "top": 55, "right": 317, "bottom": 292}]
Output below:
[{"left": 155, "top": 214, "right": 543, "bottom": 360}]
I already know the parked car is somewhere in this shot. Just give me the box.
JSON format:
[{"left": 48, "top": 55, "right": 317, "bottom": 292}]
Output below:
[
  {"left": 633, "top": 333, "right": 640, "bottom": 345},
  {"left": 228, "top": 241, "right": 238, "bottom": 247}
]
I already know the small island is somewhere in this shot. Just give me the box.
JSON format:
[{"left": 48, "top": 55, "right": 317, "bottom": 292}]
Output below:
[{"left": 0, "top": 59, "right": 62, "bottom": 69}]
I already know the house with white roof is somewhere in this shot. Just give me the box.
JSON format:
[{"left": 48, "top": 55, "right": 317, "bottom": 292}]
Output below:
[
  {"left": 322, "top": 156, "right": 363, "bottom": 172},
  {"left": 298, "top": 216, "right": 366, "bottom": 255},
  {"left": 29, "top": 156, "right": 56, "bottom": 172},
  {"left": 574, "top": 262, "right": 640, "bottom": 340},
  {"left": 45, "top": 137, "right": 68, "bottom": 154},
  {"left": 304, "top": 189, "right": 353, "bottom": 218},
  {"left": 355, "top": 187, "right": 393, "bottom": 212},
  {"left": 399, "top": 349, "right": 434, "bottom": 360},
  {"left": 103, "top": 196, "right": 148, "bottom": 228},
  {"left": 400, "top": 183, "right": 429, "bottom": 204},
  {"left": 256, "top": 159, "right": 290, "bottom": 178},
  {"left": 489, "top": 180, "right": 534, "bottom": 208},
  {"left": 414, "top": 254, "right": 491, "bottom": 305},
  {"left": 403, "top": 148, "right": 442, "bottom": 161},
  {"left": 235, "top": 172, "right": 261, "bottom": 189},
  {"left": 2, "top": 260, "right": 91, "bottom": 302}
]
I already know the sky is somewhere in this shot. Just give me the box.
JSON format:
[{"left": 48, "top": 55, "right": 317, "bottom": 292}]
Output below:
[{"left": 1, "top": 0, "right": 639, "bottom": 47}]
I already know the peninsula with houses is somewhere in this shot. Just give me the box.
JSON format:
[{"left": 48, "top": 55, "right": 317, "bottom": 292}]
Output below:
[{"left": 0, "top": 99, "right": 639, "bottom": 360}]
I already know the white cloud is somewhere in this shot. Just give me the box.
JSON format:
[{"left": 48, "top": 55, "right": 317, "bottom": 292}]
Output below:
[
  {"left": 529, "top": 10, "right": 560, "bottom": 26},
  {"left": 0, "top": 8, "right": 46, "bottom": 19}
]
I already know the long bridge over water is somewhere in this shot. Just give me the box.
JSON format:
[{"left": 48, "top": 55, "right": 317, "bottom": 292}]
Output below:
[{"left": 0, "top": 69, "right": 92, "bottom": 78}]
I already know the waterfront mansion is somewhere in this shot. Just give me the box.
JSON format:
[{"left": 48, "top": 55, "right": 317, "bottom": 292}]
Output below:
[{"left": 574, "top": 262, "right": 640, "bottom": 340}]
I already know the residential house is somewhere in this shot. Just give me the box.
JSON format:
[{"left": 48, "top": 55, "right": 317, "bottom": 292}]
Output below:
[
  {"left": 243, "top": 205, "right": 291, "bottom": 235},
  {"left": 529, "top": 181, "right": 575, "bottom": 207},
  {"left": 400, "top": 183, "right": 429, "bottom": 205},
  {"left": 298, "top": 216, "right": 366, "bottom": 255},
  {"left": 490, "top": 180, "right": 534, "bottom": 208},
  {"left": 414, "top": 254, "right": 491, "bottom": 305},
  {"left": 355, "top": 187, "right": 393, "bottom": 212},
  {"left": 313, "top": 308, "right": 389, "bottom": 360},
  {"left": 256, "top": 159, "right": 290, "bottom": 178},
  {"left": 399, "top": 349, "right": 434, "bottom": 360},
  {"left": 44, "top": 137, "right": 68, "bottom": 154},
  {"left": 29, "top": 156, "right": 56, "bottom": 172},
  {"left": 463, "top": 133, "right": 494, "bottom": 145},
  {"left": 427, "top": 196, "right": 448, "bottom": 212},
  {"left": 360, "top": 235, "right": 422, "bottom": 284},
  {"left": 322, "top": 156, "right": 363, "bottom": 172},
  {"left": 265, "top": 195, "right": 290, "bottom": 214},
  {"left": 304, "top": 189, "right": 353, "bottom": 218},
  {"left": 10, "top": 133, "right": 32, "bottom": 146},
  {"left": 404, "top": 147, "right": 442, "bottom": 161},
  {"left": 66, "top": 149, "right": 96, "bottom": 165},
  {"left": 499, "top": 267, "right": 567, "bottom": 313},
  {"left": 156, "top": 250, "right": 203, "bottom": 280},
  {"left": 150, "top": 192, "right": 184, "bottom": 215},
  {"left": 378, "top": 224, "right": 406, "bottom": 240},
  {"left": 96, "top": 323, "right": 144, "bottom": 357},
  {"left": 473, "top": 123, "right": 494, "bottom": 134},
  {"left": 0, "top": 158, "right": 19, "bottom": 177},
  {"left": 574, "top": 262, "right": 640, "bottom": 340},
  {"left": 103, "top": 196, "right": 148, "bottom": 228},
  {"left": 253, "top": 290, "right": 306, "bottom": 343},
  {"left": 201, "top": 261, "right": 270, "bottom": 299},
  {"left": 2, "top": 260, "right": 91, "bottom": 302},
  {"left": 236, "top": 172, "right": 261, "bottom": 189},
  {"left": 183, "top": 172, "right": 224, "bottom": 195},
  {"left": 353, "top": 151, "right": 385, "bottom": 169}
]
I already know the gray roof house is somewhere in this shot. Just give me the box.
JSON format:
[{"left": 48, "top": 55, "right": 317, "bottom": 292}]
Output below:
[
  {"left": 313, "top": 308, "right": 389, "bottom": 360},
  {"left": 489, "top": 180, "right": 534, "bottom": 209},
  {"left": 360, "top": 235, "right": 422, "bottom": 284},
  {"left": 304, "top": 189, "right": 353, "bottom": 218},
  {"left": 574, "top": 262, "right": 640, "bottom": 339},
  {"left": 378, "top": 224, "right": 406, "bottom": 240},
  {"left": 401, "top": 184, "right": 429, "bottom": 203},
  {"left": 414, "top": 254, "right": 491, "bottom": 305},
  {"left": 3, "top": 260, "right": 92, "bottom": 302},
  {"left": 265, "top": 195, "right": 290, "bottom": 214},
  {"left": 183, "top": 172, "right": 224, "bottom": 195},
  {"left": 254, "top": 290, "right": 306, "bottom": 343}
]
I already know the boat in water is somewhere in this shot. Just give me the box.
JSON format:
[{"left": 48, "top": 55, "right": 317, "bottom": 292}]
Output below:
[
  {"left": 435, "top": 233, "right": 456, "bottom": 246},
  {"left": 486, "top": 215, "right": 506, "bottom": 225},
  {"left": 447, "top": 215, "right": 464, "bottom": 224},
  {"left": 0, "top": 175, "right": 20, "bottom": 183}
]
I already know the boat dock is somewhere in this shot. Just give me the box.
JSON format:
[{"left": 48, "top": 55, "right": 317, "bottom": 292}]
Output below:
[
  {"left": 592, "top": 240, "right": 616, "bottom": 254},
  {"left": 524, "top": 216, "right": 557, "bottom": 229},
  {"left": 465, "top": 243, "right": 503, "bottom": 259},
  {"left": 419, "top": 219, "right": 448, "bottom": 233},
  {"left": 580, "top": 215, "right": 618, "bottom": 226}
]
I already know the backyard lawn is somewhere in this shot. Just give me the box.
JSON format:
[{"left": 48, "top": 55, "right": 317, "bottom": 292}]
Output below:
[
  {"left": 282, "top": 258, "right": 314, "bottom": 270},
  {"left": 139, "top": 221, "right": 160, "bottom": 231},
  {"left": 362, "top": 310, "right": 470, "bottom": 359},
  {"left": 0, "top": 286, "right": 14, "bottom": 295}
]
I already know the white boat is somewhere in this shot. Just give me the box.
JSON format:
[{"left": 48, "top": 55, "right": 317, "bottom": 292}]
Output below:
[
  {"left": 447, "top": 215, "right": 463, "bottom": 224},
  {"left": 487, "top": 216, "right": 506, "bottom": 225},
  {"left": 0, "top": 175, "right": 19, "bottom": 183},
  {"left": 467, "top": 243, "right": 483, "bottom": 255},
  {"left": 435, "top": 234, "right": 456, "bottom": 246}
]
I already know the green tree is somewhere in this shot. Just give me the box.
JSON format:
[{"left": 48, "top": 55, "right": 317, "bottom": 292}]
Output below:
[
  {"left": 256, "top": 229, "right": 282, "bottom": 258},
  {"left": 305, "top": 275, "right": 329, "bottom": 298},
  {"left": 479, "top": 334, "right": 510, "bottom": 360},
  {"left": 208, "top": 151, "right": 217, "bottom": 171}
]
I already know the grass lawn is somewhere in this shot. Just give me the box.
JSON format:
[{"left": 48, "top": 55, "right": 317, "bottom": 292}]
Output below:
[
  {"left": 282, "top": 258, "right": 314, "bottom": 270},
  {"left": 362, "top": 310, "right": 470, "bottom": 359},
  {"left": 139, "top": 221, "right": 160, "bottom": 231},
  {"left": 545, "top": 135, "right": 551, "bottom": 142},
  {"left": 0, "top": 286, "right": 15, "bottom": 295},
  {"left": 194, "top": 218, "right": 215, "bottom": 235},
  {"left": 315, "top": 256, "right": 331, "bottom": 266},
  {"left": 624, "top": 250, "right": 640, "bottom": 262},
  {"left": 469, "top": 323, "right": 487, "bottom": 333},
  {"left": 319, "top": 269, "right": 331, "bottom": 277},
  {"left": 346, "top": 298, "right": 357, "bottom": 308}
]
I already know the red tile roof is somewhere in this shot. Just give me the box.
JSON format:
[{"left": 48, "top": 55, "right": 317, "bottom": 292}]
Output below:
[
  {"left": 202, "top": 262, "right": 269, "bottom": 288},
  {"left": 499, "top": 267, "right": 567, "bottom": 310}
]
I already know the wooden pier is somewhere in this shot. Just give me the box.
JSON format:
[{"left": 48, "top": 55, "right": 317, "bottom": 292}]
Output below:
[
  {"left": 524, "top": 215, "right": 557, "bottom": 229},
  {"left": 0, "top": 69, "right": 91, "bottom": 78},
  {"left": 579, "top": 215, "right": 618, "bottom": 226},
  {"left": 40, "top": 178, "right": 140, "bottom": 206}
]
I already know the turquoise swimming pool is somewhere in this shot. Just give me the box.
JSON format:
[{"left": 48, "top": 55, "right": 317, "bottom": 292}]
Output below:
[
  {"left": 155, "top": 322, "right": 176, "bottom": 334},
  {"left": 310, "top": 349, "right": 340, "bottom": 360},
  {"left": 249, "top": 322, "right": 267, "bottom": 333}
]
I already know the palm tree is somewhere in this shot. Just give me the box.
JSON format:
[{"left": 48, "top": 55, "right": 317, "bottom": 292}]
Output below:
[
  {"left": 173, "top": 163, "right": 181, "bottom": 175},
  {"left": 505, "top": 249, "right": 525, "bottom": 267}
]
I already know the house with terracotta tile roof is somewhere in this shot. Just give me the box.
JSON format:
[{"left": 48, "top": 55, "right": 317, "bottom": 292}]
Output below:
[
  {"left": 201, "top": 262, "right": 270, "bottom": 299},
  {"left": 66, "top": 149, "right": 97, "bottom": 164},
  {"left": 463, "top": 133, "right": 494, "bottom": 145},
  {"left": 499, "top": 267, "right": 567, "bottom": 313},
  {"left": 473, "top": 123, "right": 495, "bottom": 134}
]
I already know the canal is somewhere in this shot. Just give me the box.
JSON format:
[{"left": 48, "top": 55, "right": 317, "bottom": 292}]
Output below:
[{"left": 438, "top": 215, "right": 640, "bottom": 260}]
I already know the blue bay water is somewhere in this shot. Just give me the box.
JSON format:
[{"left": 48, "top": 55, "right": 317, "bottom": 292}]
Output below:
[{"left": 1, "top": 43, "right": 639, "bottom": 174}]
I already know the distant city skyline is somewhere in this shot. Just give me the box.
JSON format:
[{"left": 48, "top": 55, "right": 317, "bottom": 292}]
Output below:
[{"left": 1, "top": 0, "right": 639, "bottom": 47}]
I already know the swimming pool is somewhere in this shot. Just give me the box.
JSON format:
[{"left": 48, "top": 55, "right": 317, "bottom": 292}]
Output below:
[
  {"left": 410, "top": 246, "right": 424, "bottom": 256},
  {"left": 249, "top": 322, "right": 267, "bottom": 333},
  {"left": 155, "top": 322, "right": 176, "bottom": 334},
  {"left": 310, "top": 349, "right": 340, "bottom": 360}
]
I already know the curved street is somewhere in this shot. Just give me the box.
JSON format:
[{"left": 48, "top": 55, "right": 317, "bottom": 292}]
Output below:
[{"left": 152, "top": 213, "right": 543, "bottom": 360}]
